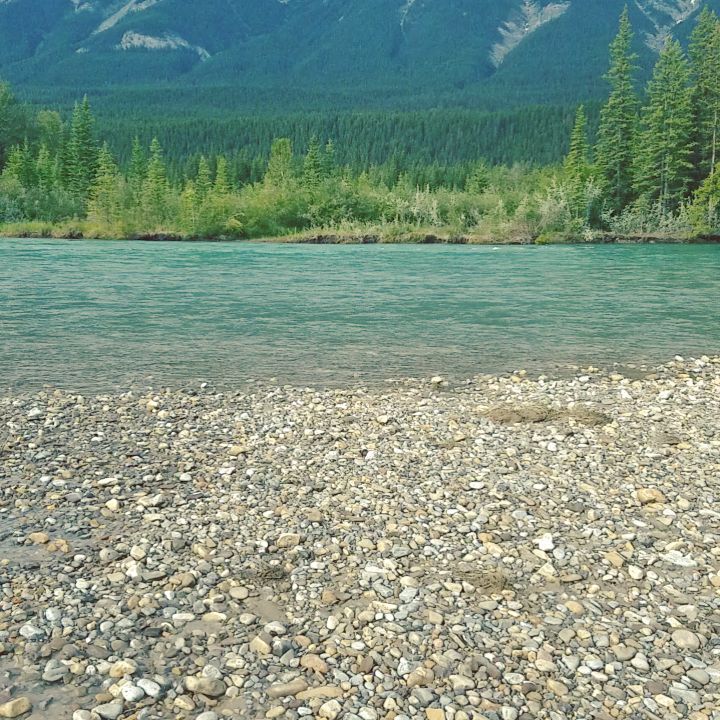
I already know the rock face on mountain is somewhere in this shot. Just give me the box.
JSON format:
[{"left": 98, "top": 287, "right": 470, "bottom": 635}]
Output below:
[{"left": 0, "top": 0, "right": 716, "bottom": 106}]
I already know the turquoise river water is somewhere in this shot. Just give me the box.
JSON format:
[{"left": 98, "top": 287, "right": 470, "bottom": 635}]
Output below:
[{"left": 1, "top": 239, "right": 720, "bottom": 392}]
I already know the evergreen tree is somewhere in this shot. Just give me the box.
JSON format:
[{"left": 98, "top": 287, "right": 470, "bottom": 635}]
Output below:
[
  {"left": 63, "top": 96, "right": 98, "bottom": 201},
  {"left": 214, "top": 155, "right": 230, "bottom": 195},
  {"left": 0, "top": 81, "right": 27, "bottom": 167},
  {"left": 265, "top": 138, "right": 294, "bottom": 187},
  {"left": 595, "top": 8, "right": 639, "bottom": 213},
  {"left": 303, "top": 136, "right": 323, "bottom": 188},
  {"left": 689, "top": 168, "right": 720, "bottom": 233},
  {"left": 90, "top": 142, "right": 121, "bottom": 224},
  {"left": 3, "top": 140, "right": 36, "bottom": 188},
  {"left": 195, "top": 156, "right": 212, "bottom": 202},
  {"left": 2, "top": 145, "right": 25, "bottom": 185},
  {"left": 634, "top": 40, "right": 695, "bottom": 215},
  {"left": 127, "top": 136, "right": 147, "bottom": 205},
  {"left": 321, "top": 139, "right": 337, "bottom": 178},
  {"left": 35, "top": 144, "right": 57, "bottom": 192},
  {"left": 466, "top": 161, "right": 490, "bottom": 194},
  {"left": 36, "top": 111, "right": 64, "bottom": 156},
  {"left": 564, "top": 105, "right": 595, "bottom": 221},
  {"left": 689, "top": 7, "right": 720, "bottom": 181},
  {"left": 180, "top": 180, "right": 199, "bottom": 234},
  {"left": 564, "top": 105, "right": 590, "bottom": 182},
  {"left": 142, "top": 138, "right": 169, "bottom": 226}
]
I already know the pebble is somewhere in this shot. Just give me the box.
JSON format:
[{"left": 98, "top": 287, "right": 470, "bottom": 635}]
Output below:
[
  {"left": 635, "top": 488, "right": 666, "bottom": 505},
  {"left": 1, "top": 358, "right": 720, "bottom": 719},
  {"left": 671, "top": 629, "right": 701, "bottom": 651},
  {"left": 185, "top": 677, "right": 227, "bottom": 697},
  {"left": 318, "top": 699, "right": 343, "bottom": 719},
  {"left": 0, "top": 699, "right": 32, "bottom": 718},
  {"left": 92, "top": 703, "right": 124, "bottom": 720},
  {"left": 137, "top": 679, "right": 162, "bottom": 698},
  {"left": 267, "top": 678, "right": 308, "bottom": 698}
]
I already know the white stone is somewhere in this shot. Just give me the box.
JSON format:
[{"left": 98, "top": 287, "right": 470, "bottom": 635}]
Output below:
[
  {"left": 137, "top": 679, "right": 162, "bottom": 698},
  {"left": 535, "top": 533, "right": 554, "bottom": 551}
]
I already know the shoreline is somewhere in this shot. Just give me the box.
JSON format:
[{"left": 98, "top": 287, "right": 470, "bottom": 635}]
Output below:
[
  {"left": 4, "top": 227, "right": 720, "bottom": 245},
  {"left": 2, "top": 356, "right": 720, "bottom": 718}
]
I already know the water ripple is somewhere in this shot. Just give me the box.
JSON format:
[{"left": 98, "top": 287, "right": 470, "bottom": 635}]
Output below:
[{"left": 1, "top": 240, "right": 720, "bottom": 392}]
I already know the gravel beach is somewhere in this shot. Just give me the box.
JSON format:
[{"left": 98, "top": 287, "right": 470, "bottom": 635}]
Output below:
[{"left": 1, "top": 357, "right": 719, "bottom": 720}]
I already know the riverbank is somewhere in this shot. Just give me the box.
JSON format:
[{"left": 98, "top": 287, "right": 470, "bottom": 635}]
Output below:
[
  {"left": 3, "top": 222, "right": 720, "bottom": 244},
  {"left": 1, "top": 358, "right": 719, "bottom": 719}
]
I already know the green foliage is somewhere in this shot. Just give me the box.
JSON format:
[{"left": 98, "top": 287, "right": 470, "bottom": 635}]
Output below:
[
  {"left": 142, "top": 138, "right": 170, "bottom": 228},
  {"left": 265, "top": 139, "right": 294, "bottom": 188},
  {"left": 63, "top": 96, "right": 99, "bottom": 202},
  {"left": 690, "top": 169, "right": 720, "bottom": 233},
  {"left": 466, "top": 162, "right": 491, "bottom": 194},
  {"left": 303, "top": 137, "right": 323, "bottom": 189},
  {"left": 633, "top": 40, "right": 695, "bottom": 215},
  {"left": 89, "top": 142, "right": 121, "bottom": 226},
  {"left": 3, "top": 9, "right": 720, "bottom": 243},
  {"left": 689, "top": 7, "right": 720, "bottom": 180},
  {"left": 595, "top": 8, "right": 639, "bottom": 213},
  {"left": 128, "top": 136, "right": 147, "bottom": 204}
]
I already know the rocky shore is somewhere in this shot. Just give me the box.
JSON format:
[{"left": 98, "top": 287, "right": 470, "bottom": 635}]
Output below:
[{"left": 1, "top": 358, "right": 719, "bottom": 720}]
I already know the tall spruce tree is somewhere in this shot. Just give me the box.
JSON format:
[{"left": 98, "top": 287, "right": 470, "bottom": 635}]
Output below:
[
  {"left": 90, "top": 142, "right": 121, "bottom": 225},
  {"left": 564, "top": 105, "right": 593, "bottom": 220},
  {"left": 180, "top": 180, "right": 199, "bottom": 235},
  {"left": 564, "top": 105, "right": 590, "bottom": 182},
  {"left": 214, "top": 156, "right": 230, "bottom": 195},
  {"left": 595, "top": 8, "right": 638, "bottom": 213},
  {"left": 127, "top": 136, "right": 147, "bottom": 205},
  {"left": 321, "top": 139, "right": 337, "bottom": 178},
  {"left": 689, "top": 7, "right": 720, "bottom": 181},
  {"left": 63, "top": 96, "right": 98, "bottom": 202},
  {"left": 142, "top": 138, "right": 169, "bottom": 227},
  {"left": 35, "top": 144, "right": 57, "bottom": 192},
  {"left": 303, "top": 137, "right": 323, "bottom": 188},
  {"left": 195, "top": 156, "right": 212, "bottom": 203},
  {"left": 634, "top": 40, "right": 694, "bottom": 215},
  {"left": 265, "top": 138, "right": 294, "bottom": 187}
]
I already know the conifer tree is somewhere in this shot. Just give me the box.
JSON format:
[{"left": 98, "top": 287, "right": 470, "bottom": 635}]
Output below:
[
  {"left": 63, "top": 96, "right": 98, "bottom": 201},
  {"left": 634, "top": 40, "right": 695, "bottom": 215},
  {"left": 689, "top": 7, "right": 720, "bottom": 180},
  {"left": 303, "top": 136, "right": 323, "bottom": 188},
  {"left": 265, "top": 138, "right": 294, "bottom": 187},
  {"left": 321, "top": 139, "right": 336, "bottom": 178},
  {"left": 127, "top": 136, "right": 147, "bottom": 205},
  {"left": 2, "top": 145, "right": 25, "bottom": 185},
  {"left": 564, "top": 105, "right": 594, "bottom": 220},
  {"left": 195, "top": 156, "right": 212, "bottom": 202},
  {"left": 36, "top": 111, "right": 64, "bottom": 156},
  {"left": 214, "top": 156, "right": 230, "bottom": 195},
  {"left": 142, "top": 138, "right": 169, "bottom": 227},
  {"left": 466, "top": 161, "right": 490, "bottom": 194},
  {"left": 595, "top": 8, "right": 639, "bottom": 213},
  {"left": 90, "top": 142, "right": 121, "bottom": 225},
  {"left": 180, "top": 180, "right": 199, "bottom": 234},
  {"left": 35, "top": 144, "right": 57, "bottom": 192},
  {"left": 689, "top": 168, "right": 720, "bottom": 232},
  {"left": 564, "top": 106, "right": 590, "bottom": 181}
]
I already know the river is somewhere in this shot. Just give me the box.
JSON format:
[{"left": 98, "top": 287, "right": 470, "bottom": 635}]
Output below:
[{"left": 2, "top": 240, "right": 719, "bottom": 391}]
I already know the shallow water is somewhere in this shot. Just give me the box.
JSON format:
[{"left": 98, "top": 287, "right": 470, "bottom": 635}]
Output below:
[{"left": 1, "top": 239, "right": 720, "bottom": 392}]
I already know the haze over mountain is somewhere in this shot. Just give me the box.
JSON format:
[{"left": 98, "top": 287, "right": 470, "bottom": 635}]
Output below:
[{"left": 0, "top": 0, "right": 717, "bottom": 110}]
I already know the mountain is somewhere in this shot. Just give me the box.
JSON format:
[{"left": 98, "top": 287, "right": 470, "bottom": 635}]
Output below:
[{"left": 0, "top": 0, "right": 717, "bottom": 111}]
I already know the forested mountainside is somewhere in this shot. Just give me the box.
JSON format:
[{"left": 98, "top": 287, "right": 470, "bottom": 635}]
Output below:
[{"left": 1, "top": 0, "right": 718, "bottom": 111}]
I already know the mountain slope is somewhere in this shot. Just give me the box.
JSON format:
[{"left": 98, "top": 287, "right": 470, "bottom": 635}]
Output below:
[{"left": 0, "top": 0, "right": 718, "bottom": 109}]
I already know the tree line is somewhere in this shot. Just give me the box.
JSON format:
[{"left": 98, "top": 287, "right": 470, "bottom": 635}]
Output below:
[
  {"left": 564, "top": 6, "right": 720, "bottom": 234},
  {"left": 2, "top": 7, "right": 720, "bottom": 241}
]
